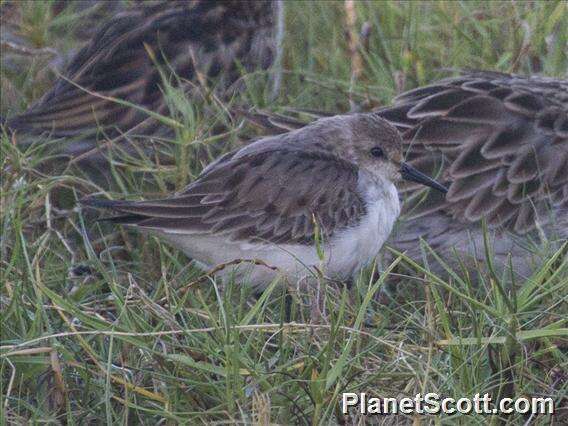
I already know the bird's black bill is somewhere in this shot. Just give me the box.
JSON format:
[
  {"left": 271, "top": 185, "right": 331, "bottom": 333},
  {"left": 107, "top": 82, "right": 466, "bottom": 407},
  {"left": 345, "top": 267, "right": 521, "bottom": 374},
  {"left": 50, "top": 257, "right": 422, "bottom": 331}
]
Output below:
[{"left": 400, "top": 162, "right": 448, "bottom": 193}]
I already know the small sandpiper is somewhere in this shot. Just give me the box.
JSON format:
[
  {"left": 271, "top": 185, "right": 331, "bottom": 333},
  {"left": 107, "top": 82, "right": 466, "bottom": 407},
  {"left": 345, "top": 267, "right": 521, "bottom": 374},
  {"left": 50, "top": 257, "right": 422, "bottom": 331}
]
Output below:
[{"left": 83, "top": 113, "right": 447, "bottom": 290}]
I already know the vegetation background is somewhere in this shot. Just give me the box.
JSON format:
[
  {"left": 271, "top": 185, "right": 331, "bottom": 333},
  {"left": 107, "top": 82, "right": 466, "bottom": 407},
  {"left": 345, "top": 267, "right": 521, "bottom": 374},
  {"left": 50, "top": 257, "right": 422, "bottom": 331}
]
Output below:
[{"left": 1, "top": 1, "right": 567, "bottom": 424}]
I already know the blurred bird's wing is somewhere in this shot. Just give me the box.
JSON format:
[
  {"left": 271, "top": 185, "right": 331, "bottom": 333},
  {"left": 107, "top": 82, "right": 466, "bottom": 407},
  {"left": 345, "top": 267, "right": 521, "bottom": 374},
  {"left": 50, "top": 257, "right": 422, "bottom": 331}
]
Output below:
[
  {"left": 85, "top": 147, "right": 366, "bottom": 245},
  {"left": 381, "top": 71, "right": 568, "bottom": 233},
  {"left": 7, "top": 0, "right": 276, "bottom": 152}
]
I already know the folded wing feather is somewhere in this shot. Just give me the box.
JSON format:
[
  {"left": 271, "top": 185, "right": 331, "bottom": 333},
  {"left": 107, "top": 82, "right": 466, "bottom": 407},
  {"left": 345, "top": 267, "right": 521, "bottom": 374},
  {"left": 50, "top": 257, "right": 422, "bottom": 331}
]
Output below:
[{"left": 95, "top": 148, "right": 366, "bottom": 245}]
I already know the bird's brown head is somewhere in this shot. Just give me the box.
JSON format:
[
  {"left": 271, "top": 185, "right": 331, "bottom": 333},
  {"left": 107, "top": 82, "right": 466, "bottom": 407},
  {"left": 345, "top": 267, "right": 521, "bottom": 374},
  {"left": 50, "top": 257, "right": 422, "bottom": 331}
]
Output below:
[{"left": 309, "top": 113, "right": 448, "bottom": 193}]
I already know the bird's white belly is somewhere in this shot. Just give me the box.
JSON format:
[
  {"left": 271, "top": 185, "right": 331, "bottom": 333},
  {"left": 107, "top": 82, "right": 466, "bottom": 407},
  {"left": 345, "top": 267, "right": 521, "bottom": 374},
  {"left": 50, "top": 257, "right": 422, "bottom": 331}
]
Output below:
[
  {"left": 157, "top": 180, "right": 400, "bottom": 290},
  {"left": 160, "top": 233, "right": 321, "bottom": 290}
]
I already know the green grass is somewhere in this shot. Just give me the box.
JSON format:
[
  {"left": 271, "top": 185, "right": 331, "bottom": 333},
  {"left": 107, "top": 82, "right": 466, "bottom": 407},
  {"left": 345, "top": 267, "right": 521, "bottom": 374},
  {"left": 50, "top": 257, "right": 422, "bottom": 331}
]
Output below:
[{"left": 1, "top": 1, "right": 567, "bottom": 424}]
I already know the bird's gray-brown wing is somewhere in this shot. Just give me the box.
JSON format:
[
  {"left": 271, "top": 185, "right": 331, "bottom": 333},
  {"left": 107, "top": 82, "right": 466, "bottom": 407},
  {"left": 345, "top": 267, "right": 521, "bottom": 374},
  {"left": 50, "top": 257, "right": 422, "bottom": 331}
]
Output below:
[
  {"left": 7, "top": 0, "right": 275, "bottom": 146},
  {"left": 89, "top": 148, "right": 366, "bottom": 245},
  {"left": 377, "top": 71, "right": 568, "bottom": 233}
]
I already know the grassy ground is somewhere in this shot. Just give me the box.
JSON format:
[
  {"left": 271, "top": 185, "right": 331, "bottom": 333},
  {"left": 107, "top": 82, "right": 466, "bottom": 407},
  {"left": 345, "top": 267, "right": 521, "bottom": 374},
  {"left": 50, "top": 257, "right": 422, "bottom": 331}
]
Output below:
[{"left": 1, "top": 1, "right": 567, "bottom": 424}]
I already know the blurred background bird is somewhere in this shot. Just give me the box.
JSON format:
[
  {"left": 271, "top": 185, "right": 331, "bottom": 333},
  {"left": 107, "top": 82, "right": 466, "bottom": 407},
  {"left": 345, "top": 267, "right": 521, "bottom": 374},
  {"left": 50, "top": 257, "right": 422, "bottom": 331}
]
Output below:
[
  {"left": 240, "top": 71, "right": 568, "bottom": 279},
  {"left": 381, "top": 71, "right": 567, "bottom": 278},
  {"left": 5, "top": 0, "right": 280, "bottom": 165}
]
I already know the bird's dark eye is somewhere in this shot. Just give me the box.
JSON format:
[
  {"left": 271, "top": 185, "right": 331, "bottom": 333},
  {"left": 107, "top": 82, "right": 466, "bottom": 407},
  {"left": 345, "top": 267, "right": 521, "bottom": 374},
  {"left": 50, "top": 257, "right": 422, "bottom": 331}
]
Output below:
[{"left": 370, "top": 147, "right": 384, "bottom": 158}]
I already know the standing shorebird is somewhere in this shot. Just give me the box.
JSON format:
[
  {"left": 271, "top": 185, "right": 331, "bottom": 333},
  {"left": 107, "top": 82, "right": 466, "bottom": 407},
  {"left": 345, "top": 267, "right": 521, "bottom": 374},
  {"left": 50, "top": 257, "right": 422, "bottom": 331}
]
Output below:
[
  {"left": 6, "top": 0, "right": 278, "bottom": 163},
  {"left": 240, "top": 71, "right": 568, "bottom": 277},
  {"left": 83, "top": 113, "right": 447, "bottom": 290}
]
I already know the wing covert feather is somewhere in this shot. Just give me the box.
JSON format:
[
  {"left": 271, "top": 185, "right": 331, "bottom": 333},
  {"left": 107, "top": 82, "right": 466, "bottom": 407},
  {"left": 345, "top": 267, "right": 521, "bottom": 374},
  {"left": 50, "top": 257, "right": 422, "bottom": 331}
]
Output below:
[{"left": 107, "top": 149, "right": 366, "bottom": 244}]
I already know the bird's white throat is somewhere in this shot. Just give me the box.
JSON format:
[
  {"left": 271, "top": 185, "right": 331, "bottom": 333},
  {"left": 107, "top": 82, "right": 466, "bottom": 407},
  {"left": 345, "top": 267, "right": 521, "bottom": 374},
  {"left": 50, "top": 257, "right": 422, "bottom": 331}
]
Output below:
[{"left": 326, "top": 171, "right": 400, "bottom": 278}]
